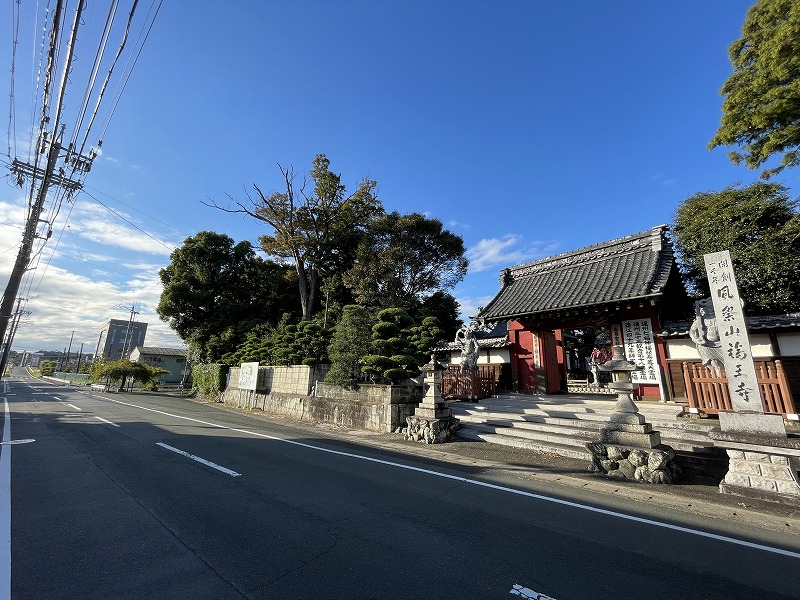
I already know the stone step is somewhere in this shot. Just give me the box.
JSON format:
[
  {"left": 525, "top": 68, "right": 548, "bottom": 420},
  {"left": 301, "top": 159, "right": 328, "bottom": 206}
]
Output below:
[
  {"left": 452, "top": 408, "right": 714, "bottom": 444},
  {"left": 456, "top": 426, "right": 592, "bottom": 460},
  {"left": 461, "top": 421, "right": 593, "bottom": 451},
  {"left": 454, "top": 412, "right": 718, "bottom": 455}
]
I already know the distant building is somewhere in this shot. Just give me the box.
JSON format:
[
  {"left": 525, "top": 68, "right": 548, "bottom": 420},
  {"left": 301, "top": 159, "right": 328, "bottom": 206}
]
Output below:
[
  {"left": 130, "top": 346, "right": 190, "bottom": 385},
  {"left": 94, "top": 319, "right": 148, "bottom": 361}
]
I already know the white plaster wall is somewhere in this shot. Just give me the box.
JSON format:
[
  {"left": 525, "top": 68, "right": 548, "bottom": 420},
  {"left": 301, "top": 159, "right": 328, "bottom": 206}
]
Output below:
[
  {"left": 666, "top": 334, "right": 775, "bottom": 359},
  {"left": 749, "top": 334, "right": 774, "bottom": 358},
  {"left": 665, "top": 339, "right": 699, "bottom": 360},
  {"left": 445, "top": 348, "right": 509, "bottom": 366},
  {"left": 778, "top": 333, "right": 800, "bottom": 356}
]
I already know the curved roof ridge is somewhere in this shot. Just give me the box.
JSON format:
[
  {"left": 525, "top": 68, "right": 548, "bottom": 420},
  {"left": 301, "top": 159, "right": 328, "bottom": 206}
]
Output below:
[{"left": 505, "top": 225, "right": 668, "bottom": 279}]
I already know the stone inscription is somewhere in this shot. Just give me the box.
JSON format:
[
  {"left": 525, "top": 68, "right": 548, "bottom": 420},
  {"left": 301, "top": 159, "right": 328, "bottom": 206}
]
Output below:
[{"left": 703, "top": 251, "right": 762, "bottom": 413}]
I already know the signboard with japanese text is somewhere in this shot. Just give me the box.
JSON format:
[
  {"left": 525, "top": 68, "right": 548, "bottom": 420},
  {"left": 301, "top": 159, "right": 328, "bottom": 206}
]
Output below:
[
  {"left": 621, "top": 318, "right": 661, "bottom": 384},
  {"left": 703, "top": 251, "right": 762, "bottom": 413},
  {"left": 239, "top": 361, "right": 260, "bottom": 391}
]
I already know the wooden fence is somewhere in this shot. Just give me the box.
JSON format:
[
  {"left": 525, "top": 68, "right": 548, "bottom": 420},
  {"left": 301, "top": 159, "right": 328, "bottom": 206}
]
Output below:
[
  {"left": 442, "top": 365, "right": 499, "bottom": 400},
  {"left": 682, "top": 359, "right": 798, "bottom": 416}
]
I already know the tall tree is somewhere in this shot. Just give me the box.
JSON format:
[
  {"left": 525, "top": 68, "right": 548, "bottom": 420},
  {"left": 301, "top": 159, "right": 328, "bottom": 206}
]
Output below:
[
  {"left": 708, "top": 0, "right": 800, "bottom": 177},
  {"left": 342, "top": 212, "right": 468, "bottom": 310},
  {"left": 325, "top": 305, "right": 374, "bottom": 388},
  {"left": 210, "top": 154, "right": 383, "bottom": 319},
  {"left": 671, "top": 182, "right": 800, "bottom": 314},
  {"left": 157, "top": 231, "right": 297, "bottom": 362}
]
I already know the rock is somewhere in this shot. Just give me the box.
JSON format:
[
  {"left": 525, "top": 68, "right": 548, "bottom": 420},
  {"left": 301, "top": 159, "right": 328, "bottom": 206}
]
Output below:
[
  {"left": 607, "top": 469, "right": 626, "bottom": 479},
  {"left": 600, "top": 460, "right": 619, "bottom": 472},
  {"left": 607, "top": 446, "right": 627, "bottom": 461},
  {"left": 617, "top": 459, "right": 636, "bottom": 479},
  {"left": 634, "top": 465, "right": 650, "bottom": 481},
  {"left": 648, "top": 449, "right": 670, "bottom": 471},
  {"left": 586, "top": 442, "right": 607, "bottom": 456},
  {"left": 649, "top": 469, "right": 672, "bottom": 484},
  {"left": 628, "top": 449, "right": 647, "bottom": 467}
]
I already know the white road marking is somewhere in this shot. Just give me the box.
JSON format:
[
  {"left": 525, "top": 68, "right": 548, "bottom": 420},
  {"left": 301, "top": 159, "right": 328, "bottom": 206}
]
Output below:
[
  {"left": 510, "top": 583, "right": 556, "bottom": 599},
  {"left": 65, "top": 404, "right": 82, "bottom": 411},
  {"left": 92, "top": 395, "right": 800, "bottom": 560},
  {"left": 1, "top": 399, "right": 12, "bottom": 600},
  {"left": 94, "top": 417, "right": 120, "bottom": 428},
  {"left": 52, "top": 396, "right": 63, "bottom": 402},
  {"left": 156, "top": 443, "right": 240, "bottom": 477}
]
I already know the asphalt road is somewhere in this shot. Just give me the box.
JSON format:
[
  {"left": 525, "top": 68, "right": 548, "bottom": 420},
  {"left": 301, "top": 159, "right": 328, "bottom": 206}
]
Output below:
[{"left": 2, "top": 368, "right": 799, "bottom": 600}]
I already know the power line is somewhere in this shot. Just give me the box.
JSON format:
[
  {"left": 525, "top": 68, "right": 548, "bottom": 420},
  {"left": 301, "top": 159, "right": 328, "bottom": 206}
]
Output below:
[
  {"left": 80, "top": 189, "right": 176, "bottom": 252},
  {"left": 2, "top": 1, "right": 164, "bottom": 376}
]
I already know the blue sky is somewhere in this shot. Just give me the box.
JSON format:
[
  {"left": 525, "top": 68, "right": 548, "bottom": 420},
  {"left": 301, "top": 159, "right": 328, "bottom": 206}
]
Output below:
[{"left": 1, "top": 0, "right": 792, "bottom": 354}]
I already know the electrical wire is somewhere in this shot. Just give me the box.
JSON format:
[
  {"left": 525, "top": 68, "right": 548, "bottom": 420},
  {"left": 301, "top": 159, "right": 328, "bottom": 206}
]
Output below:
[
  {"left": 70, "top": 0, "right": 120, "bottom": 151},
  {"left": 81, "top": 188, "right": 175, "bottom": 252},
  {"left": 97, "top": 0, "right": 163, "bottom": 143},
  {"left": 6, "top": 0, "right": 22, "bottom": 159},
  {"left": 78, "top": 0, "right": 140, "bottom": 153},
  {"left": 83, "top": 182, "right": 189, "bottom": 237}
]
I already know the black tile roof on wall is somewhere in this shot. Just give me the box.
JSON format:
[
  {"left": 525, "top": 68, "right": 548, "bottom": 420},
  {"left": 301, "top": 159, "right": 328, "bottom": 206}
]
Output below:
[
  {"left": 659, "top": 313, "right": 800, "bottom": 337},
  {"left": 478, "top": 225, "right": 675, "bottom": 322}
]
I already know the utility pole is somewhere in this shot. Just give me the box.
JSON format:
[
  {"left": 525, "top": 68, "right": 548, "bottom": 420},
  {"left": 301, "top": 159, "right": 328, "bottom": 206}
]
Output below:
[
  {"left": 64, "top": 331, "right": 75, "bottom": 372},
  {"left": 0, "top": 298, "right": 26, "bottom": 376},
  {"left": 75, "top": 342, "right": 85, "bottom": 374},
  {"left": 115, "top": 304, "right": 140, "bottom": 359},
  {"left": 0, "top": 0, "right": 94, "bottom": 376}
]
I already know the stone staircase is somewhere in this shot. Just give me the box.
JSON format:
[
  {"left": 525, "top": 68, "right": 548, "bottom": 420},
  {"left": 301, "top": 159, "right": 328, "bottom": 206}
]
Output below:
[{"left": 449, "top": 395, "right": 727, "bottom": 477}]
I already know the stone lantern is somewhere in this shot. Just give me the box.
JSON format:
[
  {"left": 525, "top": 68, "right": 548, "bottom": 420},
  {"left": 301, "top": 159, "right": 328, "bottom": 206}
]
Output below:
[
  {"left": 600, "top": 344, "right": 647, "bottom": 423},
  {"left": 404, "top": 355, "right": 459, "bottom": 444},
  {"left": 586, "top": 344, "right": 678, "bottom": 484}
]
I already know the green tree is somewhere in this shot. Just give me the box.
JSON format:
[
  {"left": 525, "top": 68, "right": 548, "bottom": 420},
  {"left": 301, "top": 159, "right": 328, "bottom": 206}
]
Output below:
[
  {"left": 325, "top": 305, "right": 374, "bottom": 388},
  {"left": 671, "top": 181, "right": 800, "bottom": 314},
  {"left": 212, "top": 154, "right": 383, "bottom": 319},
  {"left": 709, "top": 0, "right": 800, "bottom": 177},
  {"left": 342, "top": 212, "right": 468, "bottom": 310},
  {"left": 94, "top": 359, "right": 161, "bottom": 392},
  {"left": 39, "top": 360, "right": 55, "bottom": 376},
  {"left": 361, "top": 308, "right": 421, "bottom": 384},
  {"left": 157, "top": 231, "right": 297, "bottom": 363},
  {"left": 412, "top": 291, "right": 463, "bottom": 342}
]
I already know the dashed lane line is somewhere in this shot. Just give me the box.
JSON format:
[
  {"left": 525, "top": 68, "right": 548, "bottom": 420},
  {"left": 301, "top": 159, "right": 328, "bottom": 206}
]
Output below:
[
  {"left": 84, "top": 393, "right": 800, "bottom": 561},
  {"left": 156, "top": 443, "right": 241, "bottom": 477}
]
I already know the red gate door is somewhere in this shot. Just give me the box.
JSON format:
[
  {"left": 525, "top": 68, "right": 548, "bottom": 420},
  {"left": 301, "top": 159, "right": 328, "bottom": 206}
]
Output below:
[{"left": 543, "top": 331, "right": 562, "bottom": 394}]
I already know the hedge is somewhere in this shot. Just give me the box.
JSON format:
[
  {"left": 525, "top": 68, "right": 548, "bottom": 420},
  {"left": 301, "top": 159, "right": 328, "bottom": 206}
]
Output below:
[{"left": 192, "top": 363, "right": 229, "bottom": 398}]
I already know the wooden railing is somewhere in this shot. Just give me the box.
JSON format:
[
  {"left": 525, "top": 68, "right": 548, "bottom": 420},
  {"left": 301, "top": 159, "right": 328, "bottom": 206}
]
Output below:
[
  {"left": 442, "top": 366, "right": 498, "bottom": 400},
  {"left": 682, "top": 359, "right": 797, "bottom": 416}
]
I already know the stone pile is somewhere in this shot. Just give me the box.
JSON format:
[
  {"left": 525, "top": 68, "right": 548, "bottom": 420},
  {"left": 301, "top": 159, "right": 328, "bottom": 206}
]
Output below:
[{"left": 587, "top": 443, "right": 680, "bottom": 484}]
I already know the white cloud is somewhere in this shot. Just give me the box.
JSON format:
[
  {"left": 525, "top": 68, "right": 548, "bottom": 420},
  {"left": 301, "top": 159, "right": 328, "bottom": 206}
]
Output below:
[
  {"left": 455, "top": 294, "right": 496, "bottom": 321},
  {"left": 0, "top": 198, "right": 182, "bottom": 352},
  {"left": 71, "top": 217, "right": 175, "bottom": 256},
  {"left": 466, "top": 235, "right": 559, "bottom": 273}
]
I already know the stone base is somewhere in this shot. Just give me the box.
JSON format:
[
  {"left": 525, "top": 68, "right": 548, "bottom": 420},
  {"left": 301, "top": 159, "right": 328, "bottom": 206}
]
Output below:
[
  {"left": 404, "top": 416, "right": 459, "bottom": 444},
  {"left": 600, "top": 429, "right": 661, "bottom": 448},
  {"left": 718, "top": 448, "right": 800, "bottom": 506},
  {"left": 413, "top": 403, "right": 453, "bottom": 419},
  {"left": 718, "top": 411, "right": 787, "bottom": 437},
  {"left": 587, "top": 442, "right": 679, "bottom": 484},
  {"left": 719, "top": 482, "right": 800, "bottom": 508}
]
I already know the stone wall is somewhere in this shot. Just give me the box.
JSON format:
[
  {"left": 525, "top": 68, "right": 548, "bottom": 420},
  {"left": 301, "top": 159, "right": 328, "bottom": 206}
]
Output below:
[
  {"left": 228, "top": 364, "right": 329, "bottom": 396},
  {"left": 222, "top": 366, "right": 420, "bottom": 433}
]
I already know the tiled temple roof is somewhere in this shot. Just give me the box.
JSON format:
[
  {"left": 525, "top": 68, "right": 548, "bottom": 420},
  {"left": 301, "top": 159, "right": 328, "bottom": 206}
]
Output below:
[{"left": 478, "top": 226, "right": 675, "bottom": 322}]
